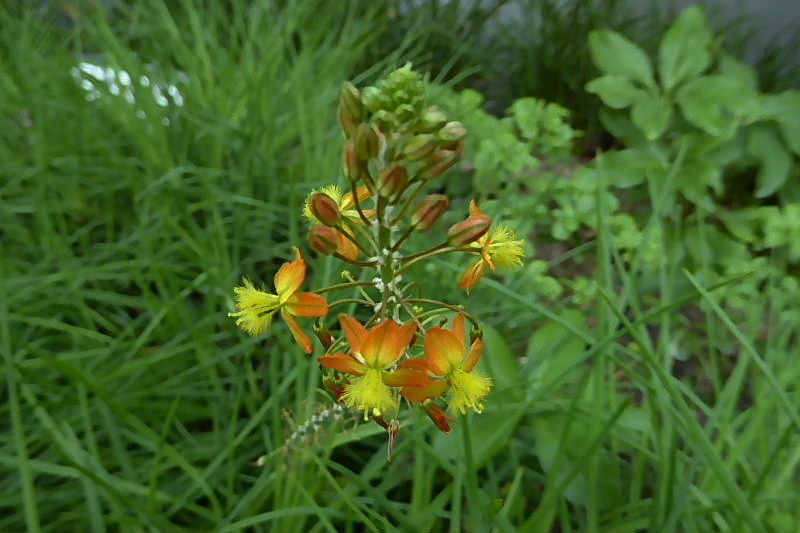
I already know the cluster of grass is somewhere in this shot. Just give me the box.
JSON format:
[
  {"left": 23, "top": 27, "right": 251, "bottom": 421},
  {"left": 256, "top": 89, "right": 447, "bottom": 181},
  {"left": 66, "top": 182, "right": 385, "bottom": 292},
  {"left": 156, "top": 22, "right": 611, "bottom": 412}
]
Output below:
[{"left": 2, "top": 1, "right": 799, "bottom": 532}]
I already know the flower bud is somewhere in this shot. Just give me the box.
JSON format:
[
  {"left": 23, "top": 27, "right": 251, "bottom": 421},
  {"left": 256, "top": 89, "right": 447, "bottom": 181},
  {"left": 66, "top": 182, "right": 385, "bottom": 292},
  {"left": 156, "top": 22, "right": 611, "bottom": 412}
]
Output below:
[
  {"left": 308, "top": 192, "right": 341, "bottom": 226},
  {"left": 417, "top": 143, "right": 463, "bottom": 181},
  {"left": 343, "top": 141, "right": 368, "bottom": 182},
  {"left": 423, "top": 402, "right": 452, "bottom": 434},
  {"left": 308, "top": 226, "right": 340, "bottom": 256},
  {"left": 411, "top": 194, "right": 449, "bottom": 231},
  {"left": 355, "top": 123, "right": 380, "bottom": 160},
  {"left": 339, "top": 81, "right": 363, "bottom": 122},
  {"left": 402, "top": 134, "right": 438, "bottom": 162},
  {"left": 377, "top": 164, "right": 408, "bottom": 197},
  {"left": 437, "top": 121, "right": 468, "bottom": 145},
  {"left": 447, "top": 214, "right": 492, "bottom": 246},
  {"left": 416, "top": 108, "right": 448, "bottom": 134},
  {"left": 313, "top": 319, "right": 334, "bottom": 350}
]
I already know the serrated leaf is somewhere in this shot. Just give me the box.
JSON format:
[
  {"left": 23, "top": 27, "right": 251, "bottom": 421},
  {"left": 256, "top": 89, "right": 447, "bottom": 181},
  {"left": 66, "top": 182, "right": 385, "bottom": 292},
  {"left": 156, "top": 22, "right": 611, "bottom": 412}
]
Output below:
[
  {"left": 588, "top": 30, "right": 654, "bottom": 86},
  {"left": 658, "top": 5, "right": 713, "bottom": 90},
  {"left": 585, "top": 75, "right": 644, "bottom": 109},
  {"left": 746, "top": 126, "right": 792, "bottom": 198},
  {"left": 631, "top": 91, "right": 671, "bottom": 140}
]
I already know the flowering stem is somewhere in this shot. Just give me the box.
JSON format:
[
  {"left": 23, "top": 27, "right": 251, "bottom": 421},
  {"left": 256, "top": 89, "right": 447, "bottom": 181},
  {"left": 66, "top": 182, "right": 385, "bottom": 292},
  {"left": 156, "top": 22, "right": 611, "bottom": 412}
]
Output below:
[
  {"left": 332, "top": 253, "right": 377, "bottom": 268},
  {"left": 391, "top": 179, "right": 426, "bottom": 226},
  {"left": 349, "top": 180, "right": 374, "bottom": 227},
  {"left": 335, "top": 221, "right": 374, "bottom": 256},
  {"left": 406, "top": 298, "right": 481, "bottom": 332},
  {"left": 313, "top": 281, "right": 377, "bottom": 294},
  {"left": 397, "top": 244, "right": 474, "bottom": 274}
]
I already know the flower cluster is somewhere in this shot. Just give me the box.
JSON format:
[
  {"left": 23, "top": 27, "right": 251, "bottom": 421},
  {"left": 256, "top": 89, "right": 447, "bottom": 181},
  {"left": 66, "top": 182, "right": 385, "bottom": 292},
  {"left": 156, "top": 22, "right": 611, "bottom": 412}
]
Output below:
[{"left": 230, "top": 64, "right": 524, "bottom": 441}]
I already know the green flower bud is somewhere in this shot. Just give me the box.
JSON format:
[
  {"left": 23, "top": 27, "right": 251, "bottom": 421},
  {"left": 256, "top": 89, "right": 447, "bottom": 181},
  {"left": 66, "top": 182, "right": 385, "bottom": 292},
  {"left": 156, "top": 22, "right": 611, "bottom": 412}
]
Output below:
[
  {"left": 308, "top": 226, "right": 340, "bottom": 256},
  {"left": 377, "top": 164, "right": 409, "bottom": 197},
  {"left": 308, "top": 192, "right": 341, "bottom": 226},
  {"left": 411, "top": 194, "right": 449, "bottom": 231},
  {"left": 447, "top": 215, "right": 492, "bottom": 246}
]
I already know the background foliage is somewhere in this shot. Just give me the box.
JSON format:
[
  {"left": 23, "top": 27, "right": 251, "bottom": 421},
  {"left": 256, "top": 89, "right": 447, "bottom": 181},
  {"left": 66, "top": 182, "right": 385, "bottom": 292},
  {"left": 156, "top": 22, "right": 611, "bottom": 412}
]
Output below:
[{"left": 2, "top": 1, "right": 799, "bottom": 531}]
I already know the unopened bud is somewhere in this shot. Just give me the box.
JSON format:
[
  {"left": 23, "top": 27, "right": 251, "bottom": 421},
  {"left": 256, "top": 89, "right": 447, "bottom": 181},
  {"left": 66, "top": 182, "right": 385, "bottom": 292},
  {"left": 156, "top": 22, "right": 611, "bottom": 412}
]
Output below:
[
  {"left": 308, "top": 226, "right": 340, "bottom": 255},
  {"left": 416, "top": 108, "right": 448, "bottom": 133},
  {"left": 343, "top": 141, "right": 368, "bottom": 182},
  {"left": 355, "top": 123, "right": 380, "bottom": 160},
  {"left": 411, "top": 194, "right": 449, "bottom": 231},
  {"left": 447, "top": 215, "right": 492, "bottom": 246},
  {"left": 308, "top": 192, "right": 341, "bottom": 226},
  {"left": 417, "top": 143, "right": 463, "bottom": 181},
  {"left": 377, "top": 164, "right": 409, "bottom": 197},
  {"left": 339, "top": 82, "right": 363, "bottom": 123},
  {"left": 423, "top": 402, "right": 452, "bottom": 434},
  {"left": 403, "top": 134, "right": 438, "bottom": 162},
  {"left": 313, "top": 320, "right": 334, "bottom": 350},
  {"left": 323, "top": 375, "right": 347, "bottom": 399},
  {"left": 438, "top": 121, "right": 468, "bottom": 145}
]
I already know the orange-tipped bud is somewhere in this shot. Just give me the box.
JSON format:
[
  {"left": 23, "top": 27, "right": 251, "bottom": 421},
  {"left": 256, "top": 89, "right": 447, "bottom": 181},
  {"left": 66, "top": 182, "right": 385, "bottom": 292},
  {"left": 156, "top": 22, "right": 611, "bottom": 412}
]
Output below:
[
  {"left": 343, "top": 141, "right": 368, "bottom": 182},
  {"left": 438, "top": 121, "right": 468, "bottom": 145},
  {"left": 377, "top": 164, "right": 409, "bottom": 197},
  {"left": 411, "top": 194, "right": 449, "bottom": 231},
  {"left": 417, "top": 143, "right": 463, "bottom": 181},
  {"left": 355, "top": 123, "right": 380, "bottom": 160},
  {"left": 403, "top": 134, "right": 438, "bottom": 162},
  {"left": 323, "top": 375, "right": 347, "bottom": 400},
  {"left": 423, "top": 402, "right": 452, "bottom": 434},
  {"left": 416, "top": 108, "right": 448, "bottom": 134},
  {"left": 338, "top": 82, "right": 363, "bottom": 139},
  {"left": 308, "top": 192, "right": 341, "bottom": 226},
  {"left": 308, "top": 226, "right": 340, "bottom": 255},
  {"left": 447, "top": 214, "right": 492, "bottom": 246}
]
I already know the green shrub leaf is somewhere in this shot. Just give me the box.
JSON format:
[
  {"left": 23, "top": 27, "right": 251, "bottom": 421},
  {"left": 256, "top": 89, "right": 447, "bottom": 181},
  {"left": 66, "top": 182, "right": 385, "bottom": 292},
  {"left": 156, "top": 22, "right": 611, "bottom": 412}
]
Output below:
[
  {"left": 588, "top": 30, "right": 654, "bottom": 87},
  {"left": 658, "top": 5, "right": 713, "bottom": 90},
  {"left": 746, "top": 125, "right": 793, "bottom": 198},
  {"left": 585, "top": 75, "right": 644, "bottom": 109},
  {"left": 631, "top": 92, "right": 671, "bottom": 140}
]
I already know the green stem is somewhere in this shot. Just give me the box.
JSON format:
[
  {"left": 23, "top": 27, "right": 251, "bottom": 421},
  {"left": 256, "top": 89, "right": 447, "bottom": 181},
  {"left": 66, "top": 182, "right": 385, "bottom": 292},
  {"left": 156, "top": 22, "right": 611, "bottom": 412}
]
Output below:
[
  {"left": 313, "top": 281, "right": 376, "bottom": 294},
  {"left": 398, "top": 245, "right": 475, "bottom": 275}
]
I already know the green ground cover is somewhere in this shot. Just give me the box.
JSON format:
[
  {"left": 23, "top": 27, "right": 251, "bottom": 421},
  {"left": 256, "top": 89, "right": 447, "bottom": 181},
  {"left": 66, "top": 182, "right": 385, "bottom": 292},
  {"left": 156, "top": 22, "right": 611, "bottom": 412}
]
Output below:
[{"left": 2, "top": 2, "right": 799, "bottom": 532}]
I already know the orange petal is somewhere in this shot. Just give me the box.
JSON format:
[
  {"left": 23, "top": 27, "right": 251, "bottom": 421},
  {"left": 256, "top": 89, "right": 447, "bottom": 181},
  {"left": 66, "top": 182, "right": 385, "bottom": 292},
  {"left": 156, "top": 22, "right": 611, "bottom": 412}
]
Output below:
[
  {"left": 274, "top": 247, "right": 306, "bottom": 298},
  {"left": 342, "top": 184, "right": 373, "bottom": 209},
  {"left": 468, "top": 199, "right": 487, "bottom": 218},
  {"left": 423, "top": 402, "right": 453, "bottom": 434},
  {"left": 458, "top": 260, "right": 487, "bottom": 294},
  {"left": 362, "top": 320, "right": 416, "bottom": 368},
  {"left": 283, "top": 312, "right": 313, "bottom": 354},
  {"left": 340, "top": 315, "right": 368, "bottom": 355},
  {"left": 337, "top": 232, "right": 359, "bottom": 261},
  {"left": 383, "top": 368, "right": 428, "bottom": 387},
  {"left": 401, "top": 379, "right": 448, "bottom": 403},
  {"left": 462, "top": 338, "right": 484, "bottom": 372},
  {"left": 285, "top": 292, "right": 328, "bottom": 317},
  {"left": 318, "top": 353, "right": 366, "bottom": 375},
  {"left": 451, "top": 313, "right": 467, "bottom": 349},
  {"left": 398, "top": 358, "right": 430, "bottom": 372},
  {"left": 424, "top": 327, "right": 464, "bottom": 375}
]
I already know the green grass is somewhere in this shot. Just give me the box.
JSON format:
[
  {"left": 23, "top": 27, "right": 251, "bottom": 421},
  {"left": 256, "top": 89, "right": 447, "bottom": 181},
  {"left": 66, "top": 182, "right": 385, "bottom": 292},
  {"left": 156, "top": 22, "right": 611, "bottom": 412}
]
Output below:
[{"left": 2, "top": 1, "right": 799, "bottom": 532}]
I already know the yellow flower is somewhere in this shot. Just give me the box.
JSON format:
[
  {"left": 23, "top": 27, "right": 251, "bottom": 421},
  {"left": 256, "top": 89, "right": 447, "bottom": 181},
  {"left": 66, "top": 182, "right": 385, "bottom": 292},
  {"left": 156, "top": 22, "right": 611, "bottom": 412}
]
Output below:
[
  {"left": 318, "top": 315, "right": 423, "bottom": 418},
  {"left": 458, "top": 200, "right": 524, "bottom": 293},
  {"left": 229, "top": 247, "right": 328, "bottom": 353},
  {"left": 402, "top": 314, "right": 492, "bottom": 415}
]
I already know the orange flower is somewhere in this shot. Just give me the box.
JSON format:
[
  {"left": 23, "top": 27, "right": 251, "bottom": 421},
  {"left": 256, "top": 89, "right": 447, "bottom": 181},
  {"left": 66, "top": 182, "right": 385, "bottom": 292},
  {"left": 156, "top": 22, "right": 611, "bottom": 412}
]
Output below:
[
  {"left": 229, "top": 247, "right": 328, "bottom": 353},
  {"left": 402, "top": 314, "right": 492, "bottom": 414},
  {"left": 319, "top": 316, "right": 424, "bottom": 418},
  {"left": 458, "top": 201, "right": 524, "bottom": 293}
]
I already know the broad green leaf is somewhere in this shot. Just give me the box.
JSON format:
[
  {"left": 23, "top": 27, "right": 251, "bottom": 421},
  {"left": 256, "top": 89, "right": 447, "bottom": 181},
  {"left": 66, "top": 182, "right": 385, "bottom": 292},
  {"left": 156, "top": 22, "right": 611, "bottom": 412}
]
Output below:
[
  {"left": 596, "top": 148, "right": 661, "bottom": 188},
  {"left": 658, "top": 5, "right": 713, "bottom": 90},
  {"left": 585, "top": 75, "right": 644, "bottom": 109},
  {"left": 588, "top": 30, "right": 654, "bottom": 86},
  {"left": 525, "top": 310, "right": 587, "bottom": 385},
  {"left": 718, "top": 207, "right": 772, "bottom": 244},
  {"left": 598, "top": 108, "right": 648, "bottom": 149},
  {"left": 675, "top": 75, "right": 749, "bottom": 137},
  {"left": 746, "top": 125, "right": 792, "bottom": 198},
  {"left": 674, "top": 159, "right": 722, "bottom": 211},
  {"left": 631, "top": 91, "right": 671, "bottom": 140},
  {"left": 760, "top": 91, "right": 800, "bottom": 155}
]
